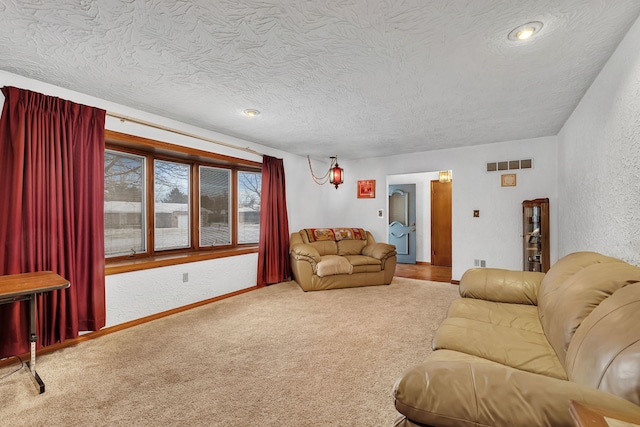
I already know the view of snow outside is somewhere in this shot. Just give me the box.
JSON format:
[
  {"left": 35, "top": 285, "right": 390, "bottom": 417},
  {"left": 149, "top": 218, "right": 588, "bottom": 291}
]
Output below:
[{"left": 104, "top": 157, "right": 261, "bottom": 257}]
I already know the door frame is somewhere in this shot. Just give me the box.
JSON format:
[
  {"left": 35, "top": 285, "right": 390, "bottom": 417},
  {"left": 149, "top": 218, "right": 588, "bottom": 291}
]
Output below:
[{"left": 386, "top": 171, "right": 452, "bottom": 266}]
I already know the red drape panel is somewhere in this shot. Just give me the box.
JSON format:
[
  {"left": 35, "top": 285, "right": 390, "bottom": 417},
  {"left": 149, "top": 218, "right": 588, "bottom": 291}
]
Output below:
[
  {"left": 0, "top": 86, "right": 106, "bottom": 359},
  {"left": 257, "top": 155, "right": 291, "bottom": 287}
]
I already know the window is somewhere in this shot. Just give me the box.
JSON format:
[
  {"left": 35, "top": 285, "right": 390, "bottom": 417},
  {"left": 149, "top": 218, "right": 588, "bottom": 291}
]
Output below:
[
  {"left": 238, "top": 171, "right": 262, "bottom": 244},
  {"left": 104, "top": 150, "right": 146, "bottom": 257},
  {"left": 154, "top": 159, "right": 191, "bottom": 251},
  {"left": 199, "top": 166, "right": 231, "bottom": 247},
  {"left": 104, "top": 131, "right": 262, "bottom": 261}
]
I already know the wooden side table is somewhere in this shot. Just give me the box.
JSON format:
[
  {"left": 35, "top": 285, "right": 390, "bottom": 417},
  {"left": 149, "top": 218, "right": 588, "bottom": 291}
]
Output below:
[
  {"left": 0, "top": 271, "right": 70, "bottom": 393},
  {"left": 570, "top": 400, "right": 640, "bottom": 427}
]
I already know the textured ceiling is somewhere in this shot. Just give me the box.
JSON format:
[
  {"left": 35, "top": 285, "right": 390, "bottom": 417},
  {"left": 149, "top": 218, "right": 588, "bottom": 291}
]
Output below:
[{"left": 1, "top": 1, "right": 639, "bottom": 160}]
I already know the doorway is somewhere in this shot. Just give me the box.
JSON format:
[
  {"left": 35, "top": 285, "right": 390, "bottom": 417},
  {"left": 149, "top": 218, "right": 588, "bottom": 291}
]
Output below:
[
  {"left": 387, "top": 172, "right": 452, "bottom": 266},
  {"left": 389, "top": 184, "right": 417, "bottom": 264}
]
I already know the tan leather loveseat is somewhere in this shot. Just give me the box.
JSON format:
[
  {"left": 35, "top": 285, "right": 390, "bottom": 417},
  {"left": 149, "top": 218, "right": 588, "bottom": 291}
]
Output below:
[
  {"left": 289, "top": 228, "right": 397, "bottom": 291},
  {"left": 393, "top": 251, "right": 640, "bottom": 427}
]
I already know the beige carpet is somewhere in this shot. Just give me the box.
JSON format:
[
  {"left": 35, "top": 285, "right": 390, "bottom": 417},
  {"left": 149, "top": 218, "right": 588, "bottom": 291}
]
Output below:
[{"left": 0, "top": 277, "right": 459, "bottom": 427}]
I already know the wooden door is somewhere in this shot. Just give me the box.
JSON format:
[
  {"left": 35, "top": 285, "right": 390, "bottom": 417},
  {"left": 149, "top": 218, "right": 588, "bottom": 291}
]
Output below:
[{"left": 430, "top": 180, "right": 452, "bottom": 267}]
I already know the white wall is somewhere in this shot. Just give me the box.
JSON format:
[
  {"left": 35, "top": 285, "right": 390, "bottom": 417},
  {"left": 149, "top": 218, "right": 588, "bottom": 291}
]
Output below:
[
  {"left": 387, "top": 171, "right": 440, "bottom": 263},
  {"left": 557, "top": 16, "right": 640, "bottom": 265},
  {"left": 322, "top": 137, "right": 558, "bottom": 280},
  {"left": 0, "top": 71, "right": 325, "bottom": 328},
  {"left": 105, "top": 254, "right": 257, "bottom": 326}
]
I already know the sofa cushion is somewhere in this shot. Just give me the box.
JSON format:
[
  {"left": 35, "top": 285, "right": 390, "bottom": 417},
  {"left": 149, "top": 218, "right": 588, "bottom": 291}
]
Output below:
[
  {"left": 343, "top": 255, "right": 383, "bottom": 274},
  {"left": 302, "top": 227, "right": 367, "bottom": 243},
  {"left": 538, "top": 252, "right": 623, "bottom": 364},
  {"left": 352, "top": 264, "right": 383, "bottom": 274},
  {"left": 566, "top": 282, "right": 640, "bottom": 405},
  {"left": 303, "top": 228, "right": 337, "bottom": 242},
  {"left": 343, "top": 255, "right": 382, "bottom": 266},
  {"left": 537, "top": 252, "right": 623, "bottom": 311},
  {"left": 432, "top": 317, "right": 567, "bottom": 380},
  {"left": 308, "top": 240, "right": 338, "bottom": 256},
  {"left": 459, "top": 268, "right": 543, "bottom": 305},
  {"left": 447, "top": 299, "right": 542, "bottom": 333},
  {"left": 362, "top": 242, "right": 397, "bottom": 260},
  {"left": 315, "top": 255, "right": 353, "bottom": 277},
  {"left": 539, "top": 262, "right": 640, "bottom": 365},
  {"left": 337, "top": 239, "right": 367, "bottom": 255},
  {"left": 332, "top": 227, "right": 367, "bottom": 240}
]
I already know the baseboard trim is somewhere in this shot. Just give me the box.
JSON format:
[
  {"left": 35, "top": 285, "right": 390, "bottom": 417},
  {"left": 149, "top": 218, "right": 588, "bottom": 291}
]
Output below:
[{"left": 0, "top": 285, "right": 258, "bottom": 368}]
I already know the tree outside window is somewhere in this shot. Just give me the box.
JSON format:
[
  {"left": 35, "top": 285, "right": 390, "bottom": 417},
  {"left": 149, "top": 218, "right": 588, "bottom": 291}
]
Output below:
[
  {"left": 238, "top": 171, "right": 261, "bottom": 244},
  {"left": 105, "top": 143, "right": 261, "bottom": 260}
]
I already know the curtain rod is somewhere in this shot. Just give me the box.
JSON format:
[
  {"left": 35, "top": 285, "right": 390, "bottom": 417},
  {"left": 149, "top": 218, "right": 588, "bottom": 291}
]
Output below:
[{"left": 106, "top": 111, "right": 265, "bottom": 157}]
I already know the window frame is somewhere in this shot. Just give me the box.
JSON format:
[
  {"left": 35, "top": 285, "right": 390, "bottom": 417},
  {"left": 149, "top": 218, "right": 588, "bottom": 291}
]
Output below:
[{"left": 104, "top": 130, "right": 262, "bottom": 274}]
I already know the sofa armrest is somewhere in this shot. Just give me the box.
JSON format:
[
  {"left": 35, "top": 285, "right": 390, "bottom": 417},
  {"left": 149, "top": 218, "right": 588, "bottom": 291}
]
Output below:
[
  {"left": 362, "top": 242, "right": 397, "bottom": 261},
  {"left": 394, "top": 359, "right": 640, "bottom": 427},
  {"left": 290, "top": 243, "right": 321, "bottom": 265},
  {"left": 459, "top": 268, "right": 545, "bottom": 305}
]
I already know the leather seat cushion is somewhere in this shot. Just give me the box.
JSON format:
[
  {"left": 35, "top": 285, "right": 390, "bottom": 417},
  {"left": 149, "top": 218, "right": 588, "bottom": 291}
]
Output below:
[
  {"left": 316, "top": 255, "right": 353, "bottom": 277},
  {"left": 343, "top": 255, "right": 382, "bottom": 266},
  {"left": 433, "top": 317, "right": 567, "bottom": 380},
  {"left": 447, "top": 299, "right": 542, "bottom": 333}
]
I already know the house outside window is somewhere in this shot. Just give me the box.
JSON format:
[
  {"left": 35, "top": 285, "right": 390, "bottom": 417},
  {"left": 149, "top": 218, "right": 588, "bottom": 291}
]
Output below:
[
  {"left": 199, "top": 166, "right": 231, "bottom": 247},
  {"left": 104, "top": 150, "right": 146, "bottom": 257},
  {"left": 104, "top": 131, "right": 261, "bottom": 262},
  {"left": 154, "top": 159, "right": 191, "bottom": 251},
  {"left": 238, "top": 170, "right": 262, "bottom": 244}
]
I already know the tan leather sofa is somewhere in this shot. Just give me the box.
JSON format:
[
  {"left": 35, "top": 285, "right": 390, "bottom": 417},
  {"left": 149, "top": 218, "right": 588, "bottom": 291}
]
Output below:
[
  {"left": 393, "top": 251, "right": 640, "bottom": 427},
  {"left": 289, "top": 228, "right": 397, "bottom": 291}
]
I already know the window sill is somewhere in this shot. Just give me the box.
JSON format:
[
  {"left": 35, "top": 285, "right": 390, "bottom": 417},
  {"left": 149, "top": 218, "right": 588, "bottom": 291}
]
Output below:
[{"left": 105, "top": 246, "right": 259, "bottom": 275}]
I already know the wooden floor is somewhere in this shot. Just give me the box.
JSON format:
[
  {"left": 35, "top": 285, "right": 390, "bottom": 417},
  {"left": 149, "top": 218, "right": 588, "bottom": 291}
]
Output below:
[{"left": 394, "top": 262, "right": 452, "bottom": 283}]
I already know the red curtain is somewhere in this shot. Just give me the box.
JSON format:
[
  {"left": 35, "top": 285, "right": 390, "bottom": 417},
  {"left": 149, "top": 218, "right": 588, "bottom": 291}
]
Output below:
[
  {"left": 257, "top": 155, "right": 291, "bottom": 286},
  {"left": 0, "top": 86, "right": 106, "bottom": 359}
]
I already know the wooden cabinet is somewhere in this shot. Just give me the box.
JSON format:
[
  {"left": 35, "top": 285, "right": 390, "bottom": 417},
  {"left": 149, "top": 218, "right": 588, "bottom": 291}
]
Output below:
[{"left": 522, "top": 198, "right": 550, "bottom": 273}]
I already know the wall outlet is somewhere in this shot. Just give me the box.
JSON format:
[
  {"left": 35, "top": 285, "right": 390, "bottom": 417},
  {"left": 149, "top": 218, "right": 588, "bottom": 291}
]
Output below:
[
  {"left": 182, "top": 273, "right": 188, "bottom": 283},
  {"left": 377, "top": 209, "right": 383, "bottom": 218},
  {"left": 474, "top": 259, "right": 486, "bottom": 267},
  {"left": 480, "top": 260, "right": 486, "bottom": 268}
]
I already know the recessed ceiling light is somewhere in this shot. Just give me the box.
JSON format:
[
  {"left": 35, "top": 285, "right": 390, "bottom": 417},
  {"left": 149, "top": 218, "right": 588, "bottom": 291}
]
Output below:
[
  {"left": 508, "top": 21, "right": 543, "bottom": 41},
  {"left": 243, "top": 109, "right": 260, "bottom": 117}
]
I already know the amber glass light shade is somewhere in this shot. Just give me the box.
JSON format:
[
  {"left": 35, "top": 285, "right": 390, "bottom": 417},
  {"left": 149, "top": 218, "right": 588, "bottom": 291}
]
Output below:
[
  {"left": 329, "top": 164, "right": 344, "bottom": 189},
  {"left": 438, "top": 170, "right": 452, "bottom": 183}
]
